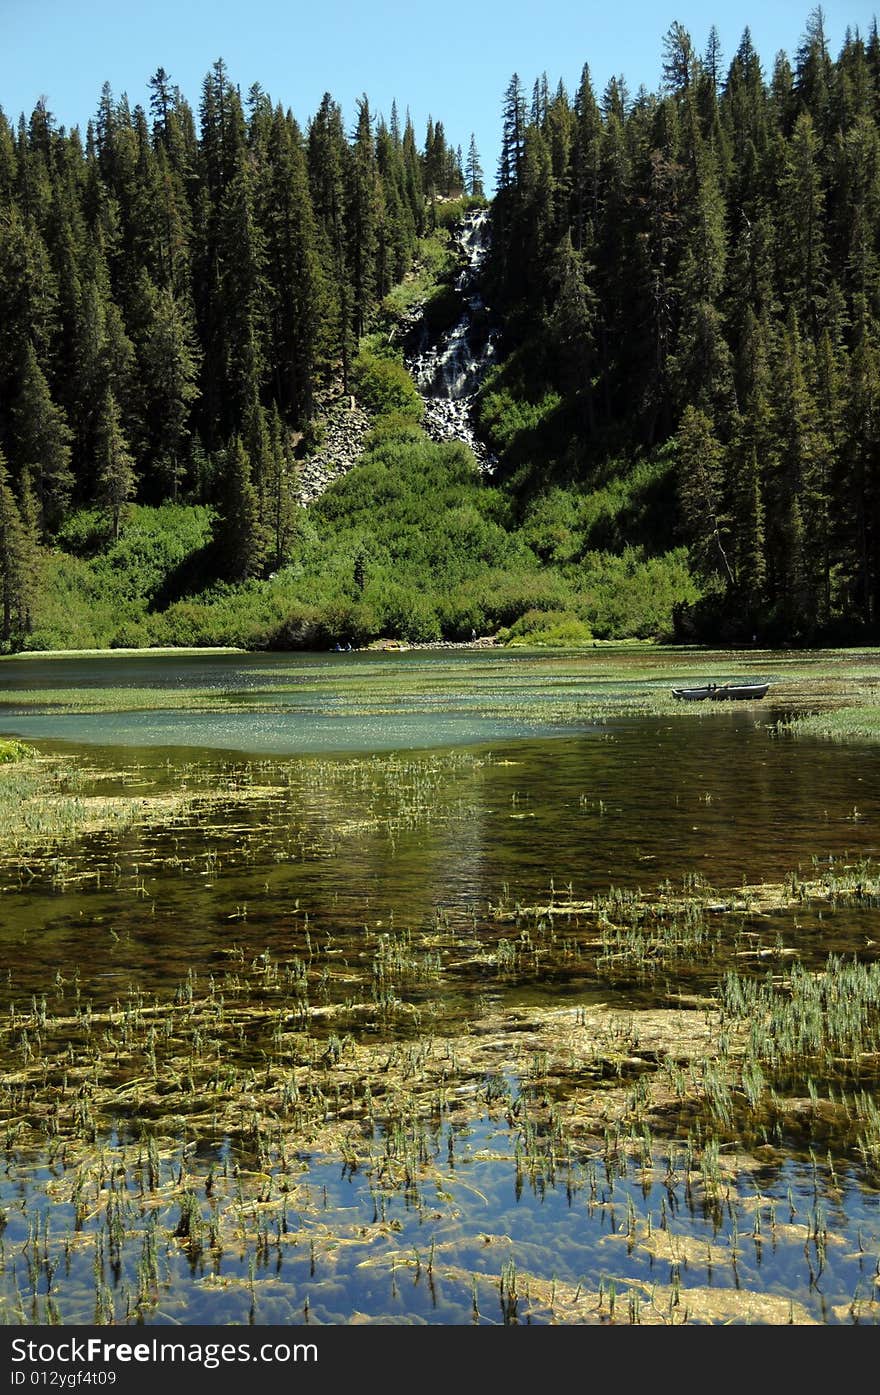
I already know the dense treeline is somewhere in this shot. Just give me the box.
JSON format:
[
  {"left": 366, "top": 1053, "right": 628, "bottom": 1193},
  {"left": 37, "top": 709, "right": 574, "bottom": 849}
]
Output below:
[
  {"left": 484, "top": 8, "right": 880, "bottom": 641},
  {"left": 7, "top": 12, "right": 880, "bottom": 655},
  {"left": 0, "top": 60, "right": 468, "bottom": 637}
]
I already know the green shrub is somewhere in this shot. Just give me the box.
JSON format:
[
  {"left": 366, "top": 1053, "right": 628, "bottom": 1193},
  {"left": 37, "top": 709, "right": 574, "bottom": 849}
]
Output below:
[
  {"left": 577, "top": 547, "right": 699, "bottom": 640},
  {"left": 109, "top": 623, "right": 151, "bottom": 649},
  {"left": 364, "top": 414, "right": 427, "bottom": 449},
  {"left": 351, "top": 348, "right": 424, "bottom": 420},
  {"left": 519, "top": 489, "right": 583, "bottom": 564},
  {"left": 499, "top": 608, "right": 593, "bottom": 647},
  {"left": 0, "top": 738, "right": 36, "bottom": 762},
  {"left": 478, "top": 385, "right": 562, "bottom": 453},
  {"left": 372, "top": 583, "right": 441, "bottom": 643},
  {"left": 433, "top": 195, "right": 486, "bottom": 228},
  {"left": 435, "top": 567, "right": 571, "bottom": 637},
  {"left": 380, "top": 231, "right": 458, "bottom": 324}
]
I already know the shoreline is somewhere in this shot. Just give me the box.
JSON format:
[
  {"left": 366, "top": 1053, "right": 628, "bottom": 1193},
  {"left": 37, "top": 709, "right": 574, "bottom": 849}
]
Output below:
[
  {"left": 0, "top": 645, "right": 246, "bottom": 660},
  {"left": 0, "top": 636, "right": 660, "bottom": 662}
]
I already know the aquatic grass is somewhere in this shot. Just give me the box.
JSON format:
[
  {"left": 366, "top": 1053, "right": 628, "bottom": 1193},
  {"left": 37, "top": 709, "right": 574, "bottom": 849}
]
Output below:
[
  {"left": 0, "top": 692, "right": 880, "bottom": 1321},
  {"left": 0, "top": 641, "right": 877, "bottom": 740},
  {"left": 774, "top": 704, "right": 880, "bottom": 744}
]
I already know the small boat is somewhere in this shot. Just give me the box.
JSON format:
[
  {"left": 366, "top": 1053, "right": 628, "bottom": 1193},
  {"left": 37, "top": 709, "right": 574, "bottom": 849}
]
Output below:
[{"left": 671, "top": 681, "right": 770, "bottom": 702}]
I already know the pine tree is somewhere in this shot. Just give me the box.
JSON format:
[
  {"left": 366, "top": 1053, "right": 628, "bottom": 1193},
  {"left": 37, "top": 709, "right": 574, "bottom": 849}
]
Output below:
[
  {"left": 139, "top": 281, "right": 201, "bottom": 499},
  {"left": 675, "top": 404, "right": 735, "bottom": 588},
  {"left": 215, "top": 434, "right": 265, "bottom": 580},
  {"left": 770, "top": 311, "right": 827, "bottom": 631},
  {"left": 264, "top": 404, "right": 299, "bottom": 570},
  {"left": 728, "top": 309, "right": 775, "bottom": 616},
  {"left": 307, "top": 92, "right": 353, "bottom": 387},
  {"left": 661, "top": 21, "right": 696, "bottom": 96},
  {"left": 497, "top": 74, "right": 527, "bottom": 190},
  {"left": 548, "top": 230, "right": 595, "bottom": 420},
  {"left": 795, "top": 6, "right": 834, "bottom": 136},
  {"left": 0, "top": 447, "right": 29, "bottom": 645},
  {"left": 12, "top": 341, "right": 74, "bottom": 535},
  {"left": 261, "top": 106, "right": 324, "bottom": 424},
  {"left": 95, "top": 387, "right": 136, "bottom": 540},
  {"left": 727, "top": 430, "right": 767, "bottom": 618},
  {"left": 0, "top": 205, "right": 59, "bottom": 414},
  {"left": 839, "top": 317, "right": 880, "bottom": 625},
  {"left": 780, "top": 112, "right": 827, "bottom": 340},
  {"left": 347, "top": 96, "right": 379, "bottom": 341},
  {"left": 466, "top": 134, "right": 484, "bottom": 197},
  {"left": 401, "top": 109, "right": 424, "bottom": 233},
  {"left": 572, "top": 64, "right": 602, "bottom": 255},
  {"left": 217, "top": 150, "right": 267, "bottom": 438},
  {"left": 16, "top": 467, "right": 41, "bottom": 635}
]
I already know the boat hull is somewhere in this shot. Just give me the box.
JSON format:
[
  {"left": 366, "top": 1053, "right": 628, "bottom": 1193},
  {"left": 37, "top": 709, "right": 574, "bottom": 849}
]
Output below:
[{"left": 672, "top": 683, "right": 770, "bottom": 702}]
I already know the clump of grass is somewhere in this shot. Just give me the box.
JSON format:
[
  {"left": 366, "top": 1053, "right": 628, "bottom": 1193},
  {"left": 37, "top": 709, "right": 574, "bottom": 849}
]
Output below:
[
  {"left": 774, "top": 705, "right": 880, "bottom": 744},
  {"left": 0, "top": 738, "right": 36, "bottom": 762}
]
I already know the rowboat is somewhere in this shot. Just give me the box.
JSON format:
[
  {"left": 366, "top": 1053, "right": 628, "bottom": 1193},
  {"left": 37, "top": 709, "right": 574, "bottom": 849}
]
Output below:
[{"left": 671, "top": 682, "right": 770, "bottom": 702}]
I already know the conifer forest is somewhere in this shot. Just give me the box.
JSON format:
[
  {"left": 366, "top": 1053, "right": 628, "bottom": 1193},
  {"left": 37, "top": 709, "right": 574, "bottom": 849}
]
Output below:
[{"left": 1, "top": 10, "right": 880, "bottom": 650}]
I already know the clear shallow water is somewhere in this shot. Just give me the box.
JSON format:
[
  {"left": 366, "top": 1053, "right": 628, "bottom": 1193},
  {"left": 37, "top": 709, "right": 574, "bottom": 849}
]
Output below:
[
  {"left": 4, "top": 1118, "right": 877, "bottom": 1326},
  {"left": 4, "top": 714, "right": 880, "bottom": 1004},
  {"left": 0, "top": 707, "right": 601, "bottom": 754},
  {"left": 1, "top": 648, "right": 880, "bottom": 1325},
  {"left": 0, "top": 646, "right": 774, "bottom": 754}
]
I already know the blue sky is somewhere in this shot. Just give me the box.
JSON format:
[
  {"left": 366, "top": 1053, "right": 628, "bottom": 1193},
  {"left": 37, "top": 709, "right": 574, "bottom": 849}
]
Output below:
[{"left": 1, "top": 1, "right": 878, "bottom": 189}]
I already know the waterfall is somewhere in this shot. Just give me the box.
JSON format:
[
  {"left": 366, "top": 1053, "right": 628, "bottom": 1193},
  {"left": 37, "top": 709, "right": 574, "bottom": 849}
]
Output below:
[{"left": 404, "top": 208, "right": 499, "bottom": 473}]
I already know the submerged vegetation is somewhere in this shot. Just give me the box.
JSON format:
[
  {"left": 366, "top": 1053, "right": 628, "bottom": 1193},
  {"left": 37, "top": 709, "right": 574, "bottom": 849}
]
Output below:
[
  {"left": 0, "top": 646, "right": 880, "bottom": 1324},
  {"left": 1, "top": 754, "right": 880, "bottom": 1325}
]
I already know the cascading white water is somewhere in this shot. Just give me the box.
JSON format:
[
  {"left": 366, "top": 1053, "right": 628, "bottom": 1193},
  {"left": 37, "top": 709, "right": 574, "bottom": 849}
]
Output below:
[{"left": 405, "top": 208, "right": 499, "bottom": 473}]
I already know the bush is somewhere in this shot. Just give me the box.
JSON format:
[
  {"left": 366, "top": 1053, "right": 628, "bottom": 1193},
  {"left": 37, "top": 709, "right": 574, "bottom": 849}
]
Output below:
[
  {"left": 499, "top": 608, "right": 593, "bottom": 647},
  {"left": 364, "top": 413, "right": 427, "bottom": 449},
  {"left": 519, "top": 489, "right": 583, "bottom": 564},
  {"left": 351, "top": 348, "right": 424, "bottom": 420},
  {"left": 577, "top": 548, "right": 699, "bottom": 640},
  {"left": 478, "top": 386, "right": 562, "bottom": 453},
  {"left": 380, "top": 231, "right": 458, "bottom": 324},
  {"left": 372, "top": 582, "right": 441, "bottom": 642},
  {"left": 109, "top": 623, "right": 151, "bottom": 649}
]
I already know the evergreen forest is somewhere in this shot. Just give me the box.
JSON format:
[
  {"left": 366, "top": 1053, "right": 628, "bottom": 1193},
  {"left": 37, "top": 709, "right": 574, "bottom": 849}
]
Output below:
[{"left": 1, "top": 10, "right": 879, "bottom": 651}]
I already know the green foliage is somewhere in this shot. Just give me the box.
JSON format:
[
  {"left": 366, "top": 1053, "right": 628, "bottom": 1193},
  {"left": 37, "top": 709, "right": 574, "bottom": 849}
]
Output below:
[
  {"left": 578, "top": 548, "right": 699, "bottom": 640},
  {"left": 57, "top": 505, "right": 213, "bottom": 595},
  {"left": 0, "top": 738, "right": 35, "bottom": 762},
  {"left": 518, "top": 455, "right": 677, "bottom": 562},
  {"left": 499, "top": 608, "right": 593, "bottom": 646},
  {"left": 478, "top": 375, "right": 563, "bottom": 454},
  {"left": 380, "top": 231, "right": 458, "bottom": 325},
  {"left": 433, "top": 195, "right": 487, "bottom": 228},
  {"left": 27, "top": 505, "right": 214, "bottom": 650},
  {"left": 18, "top": 424, "right": 700, "bottom": 651},
  {"left": 482, "top": 21, "right": 880, "bottom": 641},
  {"left": 351, "top": 347, "right": 424, "bottom": 420},
  {"left": 363, "top": 413, "right": 426, "bottom": 449}
]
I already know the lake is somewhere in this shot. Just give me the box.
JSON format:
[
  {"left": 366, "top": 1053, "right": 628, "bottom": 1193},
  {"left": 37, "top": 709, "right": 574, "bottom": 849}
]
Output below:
[{"left": 0, "top": 646, "right": 878, "bottom": 1326}]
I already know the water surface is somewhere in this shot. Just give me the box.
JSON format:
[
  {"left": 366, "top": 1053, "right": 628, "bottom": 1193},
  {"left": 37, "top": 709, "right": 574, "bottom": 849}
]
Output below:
[{"left": 1, "top": 647, "right": 879, "bottom": 1326}]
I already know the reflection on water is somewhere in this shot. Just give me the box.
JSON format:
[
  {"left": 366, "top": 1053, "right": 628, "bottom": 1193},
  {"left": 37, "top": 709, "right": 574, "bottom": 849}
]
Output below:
[{"left": 1, "top": 650, "right": 880, "bottom": 1324}]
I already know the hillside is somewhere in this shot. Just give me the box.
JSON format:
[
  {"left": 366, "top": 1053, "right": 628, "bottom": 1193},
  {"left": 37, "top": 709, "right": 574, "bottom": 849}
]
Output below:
[{"left": 4, "top": 12, "right": 879, "bottom": 650}]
